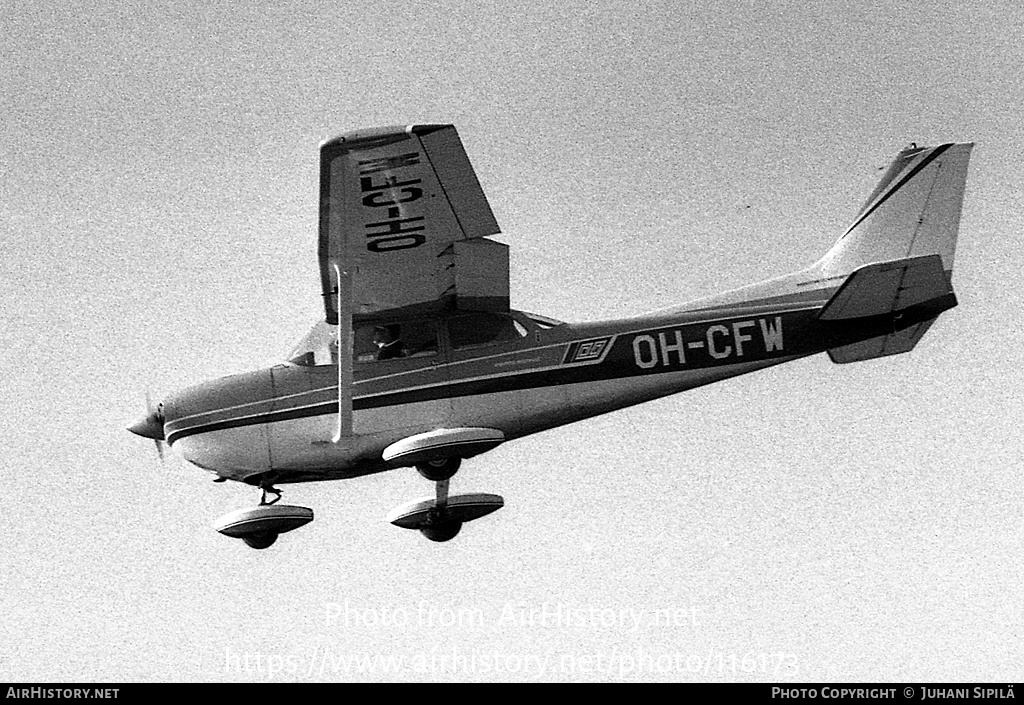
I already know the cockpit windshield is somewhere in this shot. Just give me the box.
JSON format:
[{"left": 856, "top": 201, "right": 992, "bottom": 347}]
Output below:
[{"left": 287, "top": 320, "right": 338, "bottom": 366}]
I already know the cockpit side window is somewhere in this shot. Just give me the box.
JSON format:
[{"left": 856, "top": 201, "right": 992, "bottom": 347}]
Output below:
[
  {"left": 449, "top": 313, "right": 528, "bottom": 350},
  {"left": 353, "top": 320, "right": 438, "bottom": 363},
  {"left": 288, "top": 319, "right": 439, "bottom": 367}
]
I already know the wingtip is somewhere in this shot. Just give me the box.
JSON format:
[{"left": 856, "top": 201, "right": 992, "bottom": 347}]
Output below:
[
  {"left": 320, "top": 125, "right": 416, "bottom": 151},
  {"left": 320, "top": 124, "right": 457, "bottom": 150},
  {"left": 408, "top": 123, "right": 453, "bottom": 136}
]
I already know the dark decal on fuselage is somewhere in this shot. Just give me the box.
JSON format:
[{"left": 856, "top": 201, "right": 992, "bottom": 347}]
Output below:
[{"left": 358, "top": 152, "right": 426, "bottom": 252}]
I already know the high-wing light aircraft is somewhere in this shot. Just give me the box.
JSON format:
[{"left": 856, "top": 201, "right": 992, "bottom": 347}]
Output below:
[{"left": 129, "top": 125, "right": 973, "bottom": 548}]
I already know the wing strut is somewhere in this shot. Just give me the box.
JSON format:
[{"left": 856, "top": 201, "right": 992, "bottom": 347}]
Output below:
[{"left": 332, "top": 262, "right": 353, "bottom": 443}]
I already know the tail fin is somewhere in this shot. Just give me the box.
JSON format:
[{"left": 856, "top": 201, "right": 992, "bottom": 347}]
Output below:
[
  {"left": 813, "top": 142, "right": 973, "bottom": 364},
  {"left": 816, "top": 142, "right": 973, "bottom": 279}
]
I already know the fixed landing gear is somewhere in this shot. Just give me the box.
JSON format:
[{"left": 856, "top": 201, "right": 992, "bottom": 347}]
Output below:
[
  {"left": 420, "top": 517, "right": 462, "bottom": 542},
  {"left": 213, "top": 482, "right": 314, "bottom": 549},
  {"left": 383, "top": 428, "right": 506, "bottom": 541},
  {"left": 419, "top": 479, "right": 462, "bottom": 543},
  {"left": 235, "top": 484, "right": 284, "bottom": 549},
  {"left": 387, "top": 465, "right": 504, "bottom": 542},
  {"left": 242, "top": 532, "right": 278, "bottom": 549},
  {"left": 259, "top": 484, "right": 282, "bottom": 506},
  {"left": 416, "top": 457, "right": 461, "bottom": 482},
  {"left": 412, "top": 461, "right": 468, "bottom": 542}
]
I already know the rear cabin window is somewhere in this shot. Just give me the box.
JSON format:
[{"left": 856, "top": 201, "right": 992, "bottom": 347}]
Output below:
[{"left": 449, "top": 313, "right": 527, "bottom": 350}]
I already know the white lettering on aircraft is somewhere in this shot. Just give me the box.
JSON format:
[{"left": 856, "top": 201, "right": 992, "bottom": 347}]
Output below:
[
  {"left": 732, "top": 320, "right": 755, "bottom": 356},
  {"left": 658, "top": 330, "right": 686, "bottom": 366},
  {"left": 575, "top": 339, "right": 608, "bottom": 361},
  {"left": 759, "top": 316, "right": 784, "bottom": 351},
  {"left": 565, "top": 337, "right": 614, "bottom": 364},
  {"left": 631, "top": 317, "right": 784, "bottom": 369},
  {"left": 706, "top": 325, "right": 731, "bottom": 359},
  {"left": 632, "top": 335, "right": 658, "bottom": 370}
]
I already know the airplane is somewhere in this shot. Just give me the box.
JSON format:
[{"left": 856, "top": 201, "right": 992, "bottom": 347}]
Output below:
[{"left": 128, "top": 125, "right": 973, "bottom": 549}]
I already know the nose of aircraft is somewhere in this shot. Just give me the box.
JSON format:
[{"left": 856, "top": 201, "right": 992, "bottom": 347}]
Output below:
[{"left": 128, "top": 407, "right": 165, "bottom": 441}]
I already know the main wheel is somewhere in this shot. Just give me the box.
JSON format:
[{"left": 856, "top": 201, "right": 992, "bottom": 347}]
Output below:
[
  {"left": 415, "top": 456, "right": 462, "bottom": 482},
  {"left": 242, "top": 532, "right": 278, "bottom": 549},
  {"left": 420, "top": 520, "right": 462, "bottom": 542}
]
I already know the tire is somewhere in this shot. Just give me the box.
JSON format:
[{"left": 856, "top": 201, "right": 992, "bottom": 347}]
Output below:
[
  {"left": 420, "top": 520, "right": 462, "bottom": 542},
  {"left": 415, "top": 456, "right": 462, "bottom": 482},
  {"left": 242, "top": 532, "right": 278, "bottom": 549}
]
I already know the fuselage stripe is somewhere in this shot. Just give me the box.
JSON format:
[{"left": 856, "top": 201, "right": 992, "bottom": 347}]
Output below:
[{"left": 166, "top": 307, "right": 825, "bottom": 444}]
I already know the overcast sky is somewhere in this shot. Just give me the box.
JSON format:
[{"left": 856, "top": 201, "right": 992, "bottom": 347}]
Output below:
[{"left": 2, "top": 0, "right": 1022, "bottom": 682}]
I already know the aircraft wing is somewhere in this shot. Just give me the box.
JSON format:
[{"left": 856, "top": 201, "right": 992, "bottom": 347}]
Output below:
[{"left": 318, "top": 124, "right": 508, "bottom": 322}]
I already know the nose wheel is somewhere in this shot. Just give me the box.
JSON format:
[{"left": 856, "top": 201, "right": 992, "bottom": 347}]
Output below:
[{"left": 213, "top": 483, "right": 313, "bottom": 549}]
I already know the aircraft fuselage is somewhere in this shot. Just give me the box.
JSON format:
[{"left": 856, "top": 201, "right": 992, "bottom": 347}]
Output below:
[{"left": 162, "top": 278, "right": 954, "bottom": 486}]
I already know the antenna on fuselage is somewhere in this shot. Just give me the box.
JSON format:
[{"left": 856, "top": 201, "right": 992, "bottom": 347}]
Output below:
[{"left": 332, "top": 261, "right": 354, "bottom": 443}]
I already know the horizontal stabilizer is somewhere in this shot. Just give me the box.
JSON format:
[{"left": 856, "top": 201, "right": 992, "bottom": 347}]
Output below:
[
  {"left": 818, "top": 255, "right": 950, "bottom": 321},
  {"left": 828, "top": 317, "right": 937, "bottom": 364}
]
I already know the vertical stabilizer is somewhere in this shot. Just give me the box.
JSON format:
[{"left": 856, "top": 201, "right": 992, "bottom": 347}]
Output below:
[{"left": 816, "top": 143, "right": 973, "bottom": 279}]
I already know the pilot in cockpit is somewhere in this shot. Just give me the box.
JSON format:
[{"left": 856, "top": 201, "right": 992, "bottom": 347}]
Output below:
[{"left": 373, "top": 324, "right": 407, "bottom": 360}]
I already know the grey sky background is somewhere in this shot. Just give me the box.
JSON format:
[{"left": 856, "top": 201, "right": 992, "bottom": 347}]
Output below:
[{"left": 2, "top": 0, "right": 1022, "bottom": 682}]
